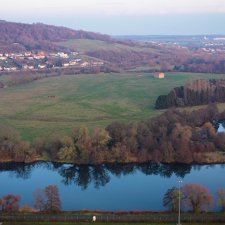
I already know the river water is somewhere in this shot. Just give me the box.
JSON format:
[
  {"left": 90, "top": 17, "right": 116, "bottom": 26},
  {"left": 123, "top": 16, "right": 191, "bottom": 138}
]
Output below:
[
  {"left": 1, "top": 121, "right": 225, "bottom": 211},
  {"left": 0, "top": 162, "right": 224, "bottom": 211},
  {"left": 217, "top": 121, "right": 225, "bottom": 133}
]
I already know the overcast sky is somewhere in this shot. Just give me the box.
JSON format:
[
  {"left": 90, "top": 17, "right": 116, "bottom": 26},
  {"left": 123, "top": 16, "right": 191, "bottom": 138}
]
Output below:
[{"left": 1, "top": 0, "right": 225, "bottom": 35}]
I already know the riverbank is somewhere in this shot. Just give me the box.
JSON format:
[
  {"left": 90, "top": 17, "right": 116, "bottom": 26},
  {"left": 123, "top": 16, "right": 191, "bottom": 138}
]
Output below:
[
  {"left": 1, "top": 151, "right": 225, "bottom": 166},
  {"left": 1, "top": 104, "right": 225, "bottom": 165},
  {"left": 3, "top": 222, "right": 225, "bottom": 225}
]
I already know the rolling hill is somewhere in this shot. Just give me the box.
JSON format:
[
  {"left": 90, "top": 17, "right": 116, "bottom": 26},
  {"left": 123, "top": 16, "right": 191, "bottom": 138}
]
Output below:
[
  {"left": 0, "top": 20, "right": 111, "bottom": 52},
  {"left": 0, "top": 20, "right": 192, "bottom": 71},
  {"left": 0, "top": 20, "right": 225, "bottom": 74}
]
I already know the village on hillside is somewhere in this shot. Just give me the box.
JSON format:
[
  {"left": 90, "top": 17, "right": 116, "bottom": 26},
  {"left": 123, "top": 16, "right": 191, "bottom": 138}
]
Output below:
[{"left": 0, "top": 51, "right": 104, "bottom": 72}]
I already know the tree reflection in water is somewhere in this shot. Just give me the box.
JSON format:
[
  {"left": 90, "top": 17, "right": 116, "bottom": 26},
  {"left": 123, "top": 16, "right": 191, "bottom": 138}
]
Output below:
[
  {"left": 0, "top": 162, "right": 34, "bottom": 179},
  {"left": 0, "top": 162, "right": 202, "bottom": 189},
  {"left": 221, "top": 121, "right": 225, "bottom": 129}
]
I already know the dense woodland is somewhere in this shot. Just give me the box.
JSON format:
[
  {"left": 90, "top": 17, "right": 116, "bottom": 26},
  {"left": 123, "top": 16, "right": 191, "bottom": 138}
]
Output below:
[
  {"left": 0, "top": 20, "right": 111, "bottom": 52},
  {"left": 155, "top": 79, "right": 225, "bottom": 109},
  {"left": 1, "top": 104, "right": 225, "bottom": 165}
]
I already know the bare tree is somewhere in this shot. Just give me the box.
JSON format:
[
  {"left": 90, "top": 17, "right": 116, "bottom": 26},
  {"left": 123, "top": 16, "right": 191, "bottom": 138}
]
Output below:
[
  {"left": 182, "top": 183, "right": 214, "bottom": 213},
  {"left": 45, "top": 185, "right": 61, "bottom": 212},
  {"left": 33, "top": 189, "right": 46, "bottom": 211},
  {"left": 0, "top": 198, "right": 2, "bottom": 211},
  {"left": 217, "top": 188, "right": 225, "bottom": 212},
  {"left": 2, "top": 194, "right": 21, "bottom": 212},
  {"left": 163, "top": 187, "right": 180, "bottom": 212}
]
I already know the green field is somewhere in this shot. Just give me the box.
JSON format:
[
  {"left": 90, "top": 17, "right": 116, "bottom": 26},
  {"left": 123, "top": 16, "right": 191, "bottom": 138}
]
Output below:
[
  {"left": 1, "top": 72, "right": 225, "bottom": 141},
  {"left": 56, "top": 39, "right": 159, "bottom": 53}
]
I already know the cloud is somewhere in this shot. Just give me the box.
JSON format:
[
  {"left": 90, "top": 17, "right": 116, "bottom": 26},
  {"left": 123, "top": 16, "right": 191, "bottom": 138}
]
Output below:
[{"left": 1, "top": 0, "right": 225, "bottom": 16}]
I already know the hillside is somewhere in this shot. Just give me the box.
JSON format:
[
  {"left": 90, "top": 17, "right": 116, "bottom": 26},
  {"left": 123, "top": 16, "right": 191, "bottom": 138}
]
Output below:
[
  {"left": 56, "top": 38, "right": 225, "bottom": 73},
  {"left": 0, "top": 20, "right": 225, "bottom": 73},
  {"left": 0, "top": 20, "right": 111, "bottom": 52},
  {"left": 0, "top": 20, "right": 191, "bottom": 71},
  {"left": 56, "top": 39, "right": 190, "bottom": 70}
]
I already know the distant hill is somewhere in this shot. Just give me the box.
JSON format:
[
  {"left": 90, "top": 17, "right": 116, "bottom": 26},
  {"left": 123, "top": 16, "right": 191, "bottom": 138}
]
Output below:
[
  {"left": 0, "top": 20, "right": 111, "bottom": 52},
  {"left": 115, "top": 34, "right": 225, "bottom": 48},
  {"left": 1, "top": 20, "right": 225, "bottom": 73}
]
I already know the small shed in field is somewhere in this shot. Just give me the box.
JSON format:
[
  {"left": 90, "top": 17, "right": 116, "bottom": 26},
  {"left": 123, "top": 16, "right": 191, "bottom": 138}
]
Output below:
[{"left": 154, "top": 72, "right": 165, "bottom": 79}]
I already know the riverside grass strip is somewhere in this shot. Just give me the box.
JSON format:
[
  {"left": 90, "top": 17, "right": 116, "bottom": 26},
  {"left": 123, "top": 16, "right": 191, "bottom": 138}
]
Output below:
[
  {"left": 2, "top": 222, "right": 225, "bottom": 225},
  {"left": 1, "top": 212, "right": 225, "bottom": 223}
]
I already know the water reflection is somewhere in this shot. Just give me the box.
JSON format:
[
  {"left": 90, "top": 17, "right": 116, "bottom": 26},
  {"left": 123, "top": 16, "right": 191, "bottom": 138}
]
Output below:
[
  {"left": 57, "top": 165, "right": 111, "bottom": 189},
  {"left": 217, "top": 121, "right": 225, "bottom": 133},
  {"left": 0, "top": 162, "right": 34, "bottom": 179},
  {"left": 0, "top": 162, "right": 195, "bottom": 189},
  {"left": 221, "top": 121, "right": 225, "bottom": 129}
]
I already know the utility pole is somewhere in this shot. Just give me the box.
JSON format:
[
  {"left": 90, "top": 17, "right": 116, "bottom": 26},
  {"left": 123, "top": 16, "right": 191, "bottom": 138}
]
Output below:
[{"left": 177, "top": 179, "right": 182, "bottom": 225}]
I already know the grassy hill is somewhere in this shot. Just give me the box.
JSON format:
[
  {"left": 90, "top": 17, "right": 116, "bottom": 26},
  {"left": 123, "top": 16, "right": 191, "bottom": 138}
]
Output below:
[
  {"left": 55, "top": 39, "right": 181, "bottom": 70},
  {"left": 1, "top": 72, "right": 225, "bottom": 141},
  {"left": 56, "top": 39, "right": 159, "bottom": 53}
]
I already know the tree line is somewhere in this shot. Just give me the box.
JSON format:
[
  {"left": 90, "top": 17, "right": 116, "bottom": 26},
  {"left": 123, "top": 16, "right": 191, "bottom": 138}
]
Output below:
[
  {"left": 163, "top": 183, "right": 225, "bottom": 213},
  {"left": 1, "top": 183, "right": 225, "bottom": 213},
  {"left": 1, "top": 103, "right": 225, "bottom": 164},
  {"left": 155, "top": 79, "right": 225, "bottom": 109},
  {"left": 0, "top": 185, "right": 61, "bottom": 213}
]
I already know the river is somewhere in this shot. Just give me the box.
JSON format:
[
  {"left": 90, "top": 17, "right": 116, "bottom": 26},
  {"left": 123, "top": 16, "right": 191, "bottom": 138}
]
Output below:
[
  {"left": 217, "top": 121, "right": 225, "bottom": 133},
  {"left": 1, "top": 123, "right": 225, "bottom": 212},
  {"left": 0, "top": 162, "right": 224, "bottom": 211}
]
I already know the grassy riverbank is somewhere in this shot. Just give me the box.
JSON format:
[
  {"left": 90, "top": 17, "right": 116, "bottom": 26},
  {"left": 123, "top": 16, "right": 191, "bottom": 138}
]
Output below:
[
  {"left": 3, "top": 223, "right": 225, "bottom": 225},
  {"left": 1, "top": 211, "right": 225, "bottom": 224}
]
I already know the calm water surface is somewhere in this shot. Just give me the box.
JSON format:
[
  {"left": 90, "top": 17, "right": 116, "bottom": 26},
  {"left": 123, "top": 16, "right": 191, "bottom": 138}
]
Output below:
[
  {"left": 217, "top": 122, "right": 225, "bottom": 133},
  {"left": 0, "top": 162, "right": 224, "bottom": 211},
  {"left": 2, "top": 122, "right": 225, "bottom": 211}
]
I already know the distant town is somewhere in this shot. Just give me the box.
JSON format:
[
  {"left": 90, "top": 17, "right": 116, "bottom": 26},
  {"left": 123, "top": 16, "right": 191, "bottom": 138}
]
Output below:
[{"left": 0, "top": 51, "right": 104, "bottom": 72}]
